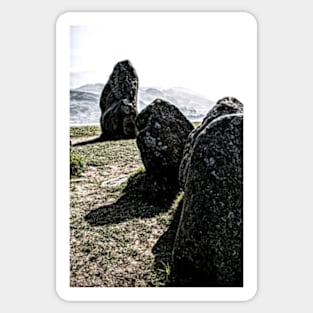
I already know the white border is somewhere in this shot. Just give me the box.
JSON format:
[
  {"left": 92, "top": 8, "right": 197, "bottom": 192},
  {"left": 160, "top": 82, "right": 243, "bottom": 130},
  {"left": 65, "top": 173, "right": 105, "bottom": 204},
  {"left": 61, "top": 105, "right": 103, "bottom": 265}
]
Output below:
[{"left": 56, "top": 11, "right": 257, "bottom": 302}]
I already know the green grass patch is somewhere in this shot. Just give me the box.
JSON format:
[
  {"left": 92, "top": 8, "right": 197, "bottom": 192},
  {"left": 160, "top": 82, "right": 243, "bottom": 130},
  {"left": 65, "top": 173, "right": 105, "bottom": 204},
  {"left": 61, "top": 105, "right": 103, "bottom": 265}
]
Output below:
[
  {"left": 70, "top": 125, "right": 101, "bottom": 138},
  {"left": 192, "top": 121, "right": 202, "bottom": 128},
  {"left": 70, "top": 151, "right": 85, "bottom": 177}
]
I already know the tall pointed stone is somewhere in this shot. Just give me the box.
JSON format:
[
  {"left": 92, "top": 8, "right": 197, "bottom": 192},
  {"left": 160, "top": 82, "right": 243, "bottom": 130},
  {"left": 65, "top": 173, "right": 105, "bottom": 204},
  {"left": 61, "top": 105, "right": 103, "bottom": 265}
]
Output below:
[{"left": 99, "top": 60, "right": 139, "bottom": 140}]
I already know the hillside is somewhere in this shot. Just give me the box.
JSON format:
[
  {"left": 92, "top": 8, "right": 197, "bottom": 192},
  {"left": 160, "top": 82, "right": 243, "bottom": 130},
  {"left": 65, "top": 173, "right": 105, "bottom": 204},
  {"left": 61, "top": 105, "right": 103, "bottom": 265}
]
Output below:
[{"left": 70, "top": 84, "right": 214, "bottom": 125}]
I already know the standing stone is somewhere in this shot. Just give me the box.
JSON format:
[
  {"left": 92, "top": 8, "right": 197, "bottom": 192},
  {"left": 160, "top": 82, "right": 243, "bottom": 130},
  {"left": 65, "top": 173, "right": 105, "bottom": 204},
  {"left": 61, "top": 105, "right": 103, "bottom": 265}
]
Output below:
[
  {"left": 172, "top": 113, "right": 243, "bottom": 287},
  {"left": 99, "top": 60, "right": 139, "bottom": 140},
  {"left": 135, "top": 99, "right": 194, "bottom": 183},
  {"left": 179, "top": 97, "right": 243, "bottom": 188}
]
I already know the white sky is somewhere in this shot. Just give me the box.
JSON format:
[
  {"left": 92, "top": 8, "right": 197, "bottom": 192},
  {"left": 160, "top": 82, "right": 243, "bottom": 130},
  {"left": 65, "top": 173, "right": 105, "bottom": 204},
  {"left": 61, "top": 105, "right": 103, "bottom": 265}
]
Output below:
[{"left": 70, "top": 12, "right": 257, "bottom": 103}]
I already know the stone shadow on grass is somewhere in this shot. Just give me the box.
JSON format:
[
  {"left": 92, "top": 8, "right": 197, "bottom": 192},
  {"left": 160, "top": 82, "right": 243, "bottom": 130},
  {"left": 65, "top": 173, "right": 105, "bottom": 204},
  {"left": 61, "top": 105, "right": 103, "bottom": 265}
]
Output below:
[
  {"left": 84, "top": 171, "right": 179, "bottom": 226},
  {"left": 71, "top": 136, "right": 104, "bottom": 146},
  {"left": 151, "top": 197, "right": 219, "bottom": 287},
  {"left": 72, "top": 134, "right": 137, "bottom": 147},
  {"left": 150, "top": 198, "right": 183, "bottom": 286}
]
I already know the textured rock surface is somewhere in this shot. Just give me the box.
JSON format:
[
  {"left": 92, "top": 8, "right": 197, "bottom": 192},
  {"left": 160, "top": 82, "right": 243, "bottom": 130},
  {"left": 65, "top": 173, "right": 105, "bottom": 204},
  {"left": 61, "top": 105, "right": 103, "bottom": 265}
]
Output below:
[
  {"left": 172, "top": 113, "right": 243, "bottom": 287},
  {"left": 179, "top": 97, "right": 243, "bottom": 188},
  {"left": 135, "top": 99, "right": 194, "bottom": 182},
  {"left": 99, "top": 60, "right": 139, "bottom": 140}
]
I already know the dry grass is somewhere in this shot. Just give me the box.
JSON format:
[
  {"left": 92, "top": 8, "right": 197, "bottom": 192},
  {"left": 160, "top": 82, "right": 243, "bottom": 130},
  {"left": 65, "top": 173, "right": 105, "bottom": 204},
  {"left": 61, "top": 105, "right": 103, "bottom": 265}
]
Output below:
[{"left": 70, "top": 125, "right": 180, "bottom": 287}]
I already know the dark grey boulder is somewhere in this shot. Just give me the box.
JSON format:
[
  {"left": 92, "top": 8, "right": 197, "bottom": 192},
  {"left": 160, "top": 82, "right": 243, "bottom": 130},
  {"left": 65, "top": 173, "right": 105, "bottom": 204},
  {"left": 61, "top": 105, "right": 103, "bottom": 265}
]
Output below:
[
  {"left": 179, "top": 97, "right": 243, "bottom": 188},
  {"left": 135, "top": 99, "right": 194, "bottom": 183},
  {"left": 99, "top": 60, "right": 139, "bottom": 140},
  {"left": 172, "top": 113, "right": 243, "bottom": 287}
]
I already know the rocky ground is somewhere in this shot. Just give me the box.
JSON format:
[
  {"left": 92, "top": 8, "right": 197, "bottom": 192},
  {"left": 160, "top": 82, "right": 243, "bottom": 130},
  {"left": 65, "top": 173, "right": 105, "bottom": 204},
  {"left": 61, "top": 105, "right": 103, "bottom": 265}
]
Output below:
[{"left": 69, "top": 125, "right": 182, "bottom": 287}]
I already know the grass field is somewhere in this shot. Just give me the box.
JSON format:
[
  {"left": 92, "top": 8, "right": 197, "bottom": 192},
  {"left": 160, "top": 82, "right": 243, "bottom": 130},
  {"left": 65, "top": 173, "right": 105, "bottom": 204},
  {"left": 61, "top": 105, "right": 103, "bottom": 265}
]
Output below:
[{"left": 70, "top": 125, "right": 183, "bottom": 287}]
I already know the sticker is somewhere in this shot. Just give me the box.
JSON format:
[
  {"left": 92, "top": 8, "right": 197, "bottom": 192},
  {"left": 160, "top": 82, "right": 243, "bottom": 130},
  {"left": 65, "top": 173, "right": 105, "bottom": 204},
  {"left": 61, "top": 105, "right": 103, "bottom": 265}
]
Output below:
[{"left": 56, "top": 11, "right": 257, "bottom": 301}]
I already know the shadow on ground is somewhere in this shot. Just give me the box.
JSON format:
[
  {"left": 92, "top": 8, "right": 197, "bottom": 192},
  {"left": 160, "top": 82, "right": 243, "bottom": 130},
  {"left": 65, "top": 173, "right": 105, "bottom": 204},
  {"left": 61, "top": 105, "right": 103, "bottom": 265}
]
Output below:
[
  {"left": 84, "top": 171, "right": 179, "bottom": 226},
  {"left": 72, "top": 135, "right": 137, "bottom": 147},
  {"left": 150, "top": 199, "right": 183, "bottom": 286},
  {"left": 151, "top": 198, "right": 220, "bottom": 287},
  {"left": 71, "top": 136, "right": 104, "bottom": 146}
]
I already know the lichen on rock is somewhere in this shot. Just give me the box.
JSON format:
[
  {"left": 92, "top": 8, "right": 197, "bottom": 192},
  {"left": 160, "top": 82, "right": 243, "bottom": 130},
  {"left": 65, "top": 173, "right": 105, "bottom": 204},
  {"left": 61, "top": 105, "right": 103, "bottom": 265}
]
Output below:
[
  {"left": 135, "top": 98, "right": 194, "bottom": 184},
  {"left": 179, "top": 96, "right": 243, "bottom": 188},
  {"left": 172, "top": 111, "right": 243, "bottom": 287}
]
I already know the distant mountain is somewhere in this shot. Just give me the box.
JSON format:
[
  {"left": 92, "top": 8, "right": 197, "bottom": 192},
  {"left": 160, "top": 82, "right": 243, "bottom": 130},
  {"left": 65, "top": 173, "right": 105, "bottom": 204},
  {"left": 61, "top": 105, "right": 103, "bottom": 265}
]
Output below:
[
  {"left": 70, "top": 83, "right": 214, "bottom": 125},
  {"left": 138, "top": 86, "right": 214, "bottom": 121},
  {"left": 72, "top": 83, "right": 105, "bottom": 94}
]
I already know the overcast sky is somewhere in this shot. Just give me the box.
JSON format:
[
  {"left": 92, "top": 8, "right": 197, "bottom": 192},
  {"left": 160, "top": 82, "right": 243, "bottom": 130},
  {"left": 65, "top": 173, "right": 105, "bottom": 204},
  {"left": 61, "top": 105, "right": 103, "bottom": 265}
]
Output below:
[{"left": 70, "top": 12, "right": 256, "bottom": 103}]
